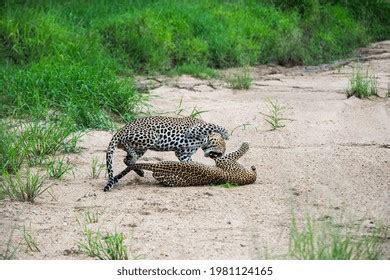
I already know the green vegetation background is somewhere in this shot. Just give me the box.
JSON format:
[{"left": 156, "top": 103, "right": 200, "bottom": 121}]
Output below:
[{"left": 0, "top": 0, "right": 389, "bottom": 174}]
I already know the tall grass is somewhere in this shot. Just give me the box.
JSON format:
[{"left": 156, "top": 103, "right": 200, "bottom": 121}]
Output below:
[
  {"left": 78, "top": 225, "right": 129, "bottom": 260},
  {"left": 228, "top": 68, "right": 252, "bottom": 90},
  {"left": 0, "top": 5, "right": 141, "bottom": 129},
  {"left": 0, "top": 170, "right": 48, "bottom": 202},
  {"left": 0, "top": 230, "right": 18, "bottom": 260},
  {"left": 289, "top": 216, "right": 387, "bottom": 260},
  {"left": 0, "top": 119, "right": 81, "bottom": 174},
  {"left": 346, "top": 65, "right": 378, "bottom": 98}
]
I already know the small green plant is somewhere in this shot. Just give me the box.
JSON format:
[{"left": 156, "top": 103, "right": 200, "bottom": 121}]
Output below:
[
  {"left": 231, "top": 122, "right": 253, "bottom": 136},
  {"left": 22, "top": 225, "right": 40, "bottom": 253},
  {"left": 20, "top": 120, "right": 78, "bottom": 166},
  {"left": 171, "top": 64, "right": 217, "bottom": 79},
  {"left": 84, "top": 209, "right": 99, "bottom": 224},
  {"left": 228, "top": 69, "right": 252, "bottom": 90},
  {"left": 0, "top": 230, "right": 18, "bottom": 260},
  {"left": 189, "top": 106, "right": 209, "bottom": 119},
  {"left": 0, "top": 122, "right": 26, "bottom": 174},
  {"left": 289, "top": 216, "right": 387, "bottom": 260},
  {"left": 346, "top": 65, "right": 378, "bottom": 98},
  {"left": 173, "top": 97, "right": 208, "bottom": 119},
  {"left": 386, "top": 82, "right": 390, "bottom": 98},
  {"left": 63, "top": 132, "right": 83, "bottom": 153},
  {"left": 213, "top": 182, "right": 239, "bottom": 189},
  {"left": 45, "top": 158, "right": 74, "bottom": 179},
  {"left": 90, "top": 157, "right": 105, "bottom": 179},
  {"left": 260, "top": 99, "right": 289, "bottom": 130},
  {"left": 0, "top": 170, "right": 48, "bottom": 202},
  {"left": 78, "top": 226, "right": 129, "bottom": 260}
]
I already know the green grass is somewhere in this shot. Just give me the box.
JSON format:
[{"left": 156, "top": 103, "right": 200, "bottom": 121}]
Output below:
[
  {"left": 228, "top": 69, "right": 252, "bottom": 90},
  {"left": 260, "top": 99, "right": 289, "bottom": 130},
  {"left": 172, "top": 97, "right": 209, "bottom": 119},
  {"left": 289, "top": 216, "right": 388, "bottom": 260},
  {"left": 78, "top": 226, "right": 129, "bottom": 260},
  {"left": 45, "top": 158, "right": 74, "bottom": 179},
  {"left": 213, "top": 182, "right": 239, "bottom": 189},
  {"left": 83, "top": 209, "right": 99, "bottom": 224},
  {"left": 0, "top": 119, "right": 81, "bottom": 174},
  {"left": 0, "top": 0, "right": 387, "bottom": 128},
  {"left": 346, "top": 65, "right": 378, "bottom": 98},
  {"left": 0, "top": 169, "right": 48, "bottom": 202},
  {"left": 170, "top": 64, "right": 217, "bottom": 79},
  {"left": 0, "top": 230, "right": 18, "bottom": 260},
  {"left": 22, "top": 225, "right": 40, "bottom": 253},
  {"left": 0, "top": 122, "right": 25, "bottom": 174},
  {"left": 90, "top": 157, "right": 105, "bottom": 179}
]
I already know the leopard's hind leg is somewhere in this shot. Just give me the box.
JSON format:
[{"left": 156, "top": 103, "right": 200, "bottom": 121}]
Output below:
[{"left": 104, "top": 145, "right": 145, "bottom": 192}]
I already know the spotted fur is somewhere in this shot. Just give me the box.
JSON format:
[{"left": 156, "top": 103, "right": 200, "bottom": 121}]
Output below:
[
  {"left": 104, "top": 116, "right": 229, "bottom": 191},
  {"left": 119, "top": 142, "right": 256, "bottom": 187}
]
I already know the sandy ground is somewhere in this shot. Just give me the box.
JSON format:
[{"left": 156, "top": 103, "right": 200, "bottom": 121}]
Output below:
[{"left": 1, "top": 41, "right": 389, "bottom": 260}]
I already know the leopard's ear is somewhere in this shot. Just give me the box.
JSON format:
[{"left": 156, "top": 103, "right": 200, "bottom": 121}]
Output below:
[{"left": 185, "top": 123, "right": 230, "bottom": 140}]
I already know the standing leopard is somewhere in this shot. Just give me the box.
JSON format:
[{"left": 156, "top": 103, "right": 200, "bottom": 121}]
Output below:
[
  {"left": 119, "top": 142, "right": 256, "bottom": 187},
  {"left": 104, "top": 116, "right": 229, "bottom": 191}
]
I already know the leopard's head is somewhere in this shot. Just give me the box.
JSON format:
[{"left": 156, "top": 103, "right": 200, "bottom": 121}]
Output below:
[{"left": 202, "top": 132, "right": 226, "bottom": 159}]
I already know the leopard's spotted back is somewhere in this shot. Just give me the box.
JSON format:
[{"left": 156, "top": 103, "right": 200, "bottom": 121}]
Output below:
[{"left": 126, "top": 142, "right": 256, "bottom": 187}]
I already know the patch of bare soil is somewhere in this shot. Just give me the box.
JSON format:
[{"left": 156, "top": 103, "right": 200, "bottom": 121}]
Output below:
[{"left": 1, "top": 41, "right": 389, "bottom": 259}]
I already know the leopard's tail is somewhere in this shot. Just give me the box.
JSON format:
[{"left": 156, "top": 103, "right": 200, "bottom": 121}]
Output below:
[{"left": 103, "top": 134, "right": 119, "bottom": 192}]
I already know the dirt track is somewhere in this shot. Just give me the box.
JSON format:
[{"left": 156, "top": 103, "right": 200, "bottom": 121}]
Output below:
[{"left": 1, "top": 41, "right": 389, "bottom": 259}]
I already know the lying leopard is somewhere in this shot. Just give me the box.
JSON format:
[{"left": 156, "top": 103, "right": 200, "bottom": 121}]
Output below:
[
  {"left": 104, "top": 116, "right": 229, "bottom": 191},
  {"left": 118, "top": 142, "right": 256, "bottom": 187}
]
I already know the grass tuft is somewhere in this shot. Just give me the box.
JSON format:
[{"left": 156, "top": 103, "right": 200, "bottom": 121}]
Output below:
[
  {"left": 171, "top": 64, "right": 217, "bottom": 79},
  {"left": 289, "top": 216, "right": 388, "bottom": 260},
  {"left": 22, "top": 224, "right": 40, "bottom": 253},
  {"left": 45, "top": 158, "right": 74, "bottom": 179},
  {"left": 173, "top": 97, "right": 209, "bottom": 119},
  {"left": 0, "top": 230, "right": 18, "bottom": 260},
  {"left": 84, "top": 209, "right": 99, "bottom": 224},
  {"left": 90, "top": 157, "right": 106, "bottom": 179},
  {"left": 78, "top": 226, "right": 129, "bottom": 260},
  {"left": 228, "top": 69, "right": 252, "bottom": 90},
  {"left": 260, "top": 99, "right": 289, "bottom": 130},
  {"left": 346, "top": 65, "right": 378, "bottom": 98},
  {"left": 0, "top": 119, "right": 81, "bottom": 175},
  {"left": 0, "top": 170, "right": 48, "bottom": 202}
]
